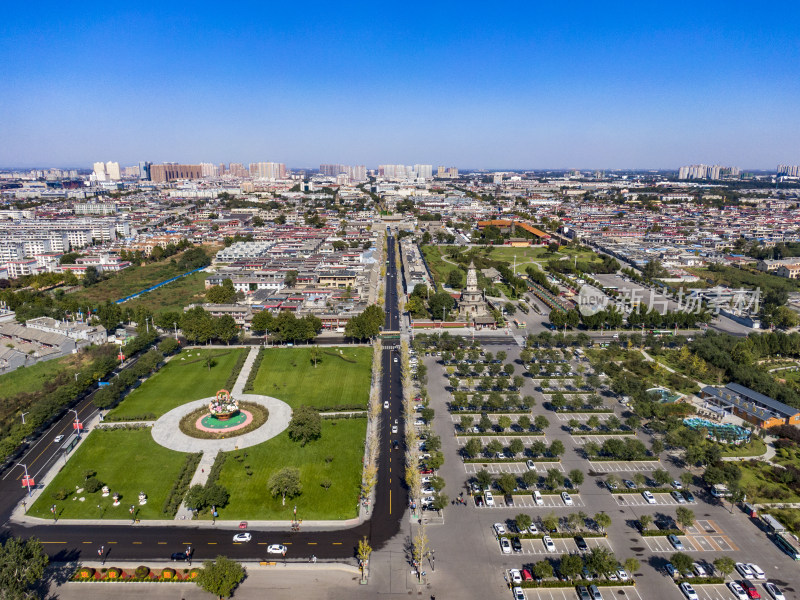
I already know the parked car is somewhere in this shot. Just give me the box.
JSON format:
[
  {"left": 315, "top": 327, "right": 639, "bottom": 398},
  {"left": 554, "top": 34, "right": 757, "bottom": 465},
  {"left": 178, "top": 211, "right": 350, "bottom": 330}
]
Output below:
[
  {"left": 533, "top": 490, "right": 544, "bottom": 506},
  {"left": 671, "top": 491, "right": 686, "bottom": 504},
  {"left": 668, "top": 534, "right": 684, "bottom": 550},
  {"left": 509, "top": 568, "right": 522, "bottom": 584},
  {"left": 747, "top": 564, "right": 765, "bottom": 580},
  {"left": 512, "top": 587, "right": 525, "bottom": 600},
  {"left": 605, "top": 480, "right": 618, "bottom": 491},
  {"left": 735, "top": 563, "right": 755, "bottom": 579},
  {"left": 623, "top": 479, "right": 636, "bottom": 489},
  {"left": 684, "top": 491, "right": 695, "bottom": 503},
  {"left": 588, "top": 584, "right": 603, "bottom": 600},
  {"left": 665, "top": 563, "right": 677, "bottom": 578},
  {"left": 493, "top": 523, "right": 507, "bottom": 536},
  {"left": 521, "top": 568, "right": 533, "bottom": 582},
  {"left": 474, "top": 495, "right": 484, "bottom": 507},
  {"left": 485, "top": 491, "right": 495, "bottom": 506},
  {"left": 728, "top": 582, "right": 748, "bottom": 600},
  {"left": 561, "top": 491, "right": 574, "bottom": 506},
  {"left": 500, "top": 537, "right": 511, "bottom": 554},
  {"left": 511, "top": 537, "right": 523, "bottom": 553},
  {"left": 526, "top": 459, "right": 536, "bottom": 471},
  {"left": 692, "top": 563, "right": 706, "bottom": 577},
  {"left": 616, "top": 567, "right": 629, "bottom": 581},
  {"left": 672, "top": 480, "right": 683, "bottom": 489},
  {"left": 543, "top": 536, "right": 556, "bottom": 552},
  {"left": 680, "top": 582, "right": 699, "bottom": 600},
  {"left": 642, "top": 491, "right": 656, "bottom": 504},
  {"left": 577, "top": 586, "right": 592, "bottom": 600},
  {"left": 740, "top": 580, "right": 761, "bottom": 599},
  {"left": 764, "top": 582, "right": 786, "bottom": 600},
  {"left": 574, "top": 536, "right": 588, "bottom": 552}
]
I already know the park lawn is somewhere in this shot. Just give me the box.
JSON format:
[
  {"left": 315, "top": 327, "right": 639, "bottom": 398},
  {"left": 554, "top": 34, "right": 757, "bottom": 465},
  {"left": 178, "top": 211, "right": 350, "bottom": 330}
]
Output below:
[
  {"left": 120, "top": 271, "right": 207, "bottom": 314},
  {"left": 251, "top": 347, "right": 371, "bottom": 410},
  {"left": 214, "top": 418, "right": 366, "bottom": 520},
  {"left": 719, "top": 437, "right": 766, "bottom": 458},
  {"left": 106, "top": 348, "right": 246, "bottom": 419},
  {"left": 420, "top": 245, "right": 460, "bottom": 288},
  {"left": 28, "top": 428, "right": 188, "bottom": 520},
  {"left": 0, "top": 351, "right": 96, "bottom": 402},
  {"left": 738, "top": 460, "right": 800, "bottom": 504}
]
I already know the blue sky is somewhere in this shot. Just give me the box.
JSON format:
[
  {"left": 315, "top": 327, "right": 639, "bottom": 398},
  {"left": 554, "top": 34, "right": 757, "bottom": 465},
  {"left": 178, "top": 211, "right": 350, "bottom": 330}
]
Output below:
[{"left": 1, "top": 1, "right": 798, "bottom": 169}]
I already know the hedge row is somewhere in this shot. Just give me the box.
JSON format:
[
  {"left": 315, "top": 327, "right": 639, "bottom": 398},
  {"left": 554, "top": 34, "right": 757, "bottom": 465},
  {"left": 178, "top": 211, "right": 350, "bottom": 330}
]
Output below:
[
  {"left": 675, "top": 577, "right": 724, "bottom": 585},
  {"left": 243, "top": 348, "right": 265, "bottom": 392},
  {"left": 640, "top": 529, "right": 684, "bottom": 537},
  {"left": 223, "top": 349, "right": 248, "bottom": 391},
  {"left": 459, "top": 431, "right": 545, "bottom": 437},
  {"left": 612, "top": 487, "right": 673, "bottom": 494},
  {"left": 464, "top": 457, "right": 560, "bottom": 463},
  {"left": 206, "top": 452, "right": 227, "bottom": 488},
  {"left": 450, "top": 409, "right": 531, "bottom": 414},
  {"left": 589, "top": 457, "right": 658, "bottom": 461},
  {"left": 517, "top": 531, "right": 605, "bottom": 540},
  {"left": 320, "top": 412, "right": 367, "bottom": 420},
  {"left": 520, "top": 579, "right": 636, "bottom": 589},
  {"left": 571, "top": 430, "right": 634, "bottom": 436},
  {"left": 103, "top": 413, "right": 157, "bottom": 422},
  {"left": 162, "top": 452, "right": 202, "bottom": 517},
  {"left": 552, "top": 409, "right": 614, "bottom": 414},
  {"left": 509, "top": 488, "right": 580, "bottom": 495}
]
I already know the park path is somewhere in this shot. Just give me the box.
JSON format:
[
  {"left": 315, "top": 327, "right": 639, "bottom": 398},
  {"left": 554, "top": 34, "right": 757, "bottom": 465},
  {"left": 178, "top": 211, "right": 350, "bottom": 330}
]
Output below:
[{"left": 174, "top": 346, "right": 260, "bottom": 520}]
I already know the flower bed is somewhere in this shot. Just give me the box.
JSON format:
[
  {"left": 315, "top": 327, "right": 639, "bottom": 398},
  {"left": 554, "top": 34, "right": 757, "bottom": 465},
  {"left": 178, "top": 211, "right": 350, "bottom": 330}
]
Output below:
[{"left": 71, "top": 566, "right": 202, "bottom": 582}]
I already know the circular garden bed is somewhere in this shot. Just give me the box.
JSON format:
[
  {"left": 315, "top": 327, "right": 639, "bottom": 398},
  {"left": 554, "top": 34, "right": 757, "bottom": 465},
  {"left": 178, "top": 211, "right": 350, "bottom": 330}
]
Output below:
[{"left": 179, "top": 401, "right": 269, "bottom": 439}]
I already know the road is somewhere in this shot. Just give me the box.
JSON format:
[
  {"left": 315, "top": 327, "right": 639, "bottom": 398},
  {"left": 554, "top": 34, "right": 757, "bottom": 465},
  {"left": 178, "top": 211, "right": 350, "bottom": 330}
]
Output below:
[{"left": 3, "top": 236, "right": 407, "bottom": 564}]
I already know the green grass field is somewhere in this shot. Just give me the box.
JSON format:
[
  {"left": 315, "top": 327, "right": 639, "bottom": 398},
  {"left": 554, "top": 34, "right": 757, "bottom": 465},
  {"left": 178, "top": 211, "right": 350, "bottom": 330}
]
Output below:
[
  {"left": 719, "top": 437, "right": 766, "bottom": 458},
  {"left": 121, "top": 271, "right": 208, "bottom": 314},
  {"left": 0, "top": 353, "right": 87, "bottom": 402},
  {"left": 28, "top": 428, "right": 188, "bottom": 520},
  {"left": 106, "top": 348, "right": 246, "bottom": 419},
  {"left": 250, "top": 347, "right": 371, "bottom": 410},
  {"left": 214, "top": 418, "right": 366, "bottom": 520}
]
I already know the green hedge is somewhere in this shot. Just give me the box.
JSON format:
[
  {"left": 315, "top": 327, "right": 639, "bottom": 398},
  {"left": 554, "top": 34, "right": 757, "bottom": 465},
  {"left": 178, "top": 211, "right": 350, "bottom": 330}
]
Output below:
[
  {"left": 243, "top": 349, "right": 264, "bottom": 392},
  {"left": 464, "top": 457, "right": 560, "bottom": 463},
  {"left": 675, "top": 577, "right": 724, "bottom": 585},
  {"left": 521, "top": 579, "right": 635, "bottom": 589},
  {"left": 223, "top": 349, "right": 248, "bottom": 390},
  {"left": 612, "top": 487, "right": 672, "bottom": 494},
  {"left": 510, "top": 488, "right": 579, "bottom": 495},
  {"left": 459, "top": 431, "right": 545, "bottom": 437},
  {"left": 571, "top": 430, "right": 634, "bottom": 436},
  {"left": 103, "top": 413, "right": 157, "bottom": 422},
  {"left": 640, "top": 528, "right": 684, "bottom": 537},
  {"left": 518, "top": 531, "right": 605, "bottom": 539},
  {"left": 161, "top": 452, "right": 202, "bottom": 516},
  {"left": 589, "top": 457, "right": 658, "bottom": 461}
]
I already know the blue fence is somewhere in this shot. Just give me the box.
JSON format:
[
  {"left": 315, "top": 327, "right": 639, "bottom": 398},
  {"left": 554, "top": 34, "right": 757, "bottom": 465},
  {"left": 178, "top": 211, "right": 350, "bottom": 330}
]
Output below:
[{"left": 115, "top": 267, "right": 207, "bottom": 304}]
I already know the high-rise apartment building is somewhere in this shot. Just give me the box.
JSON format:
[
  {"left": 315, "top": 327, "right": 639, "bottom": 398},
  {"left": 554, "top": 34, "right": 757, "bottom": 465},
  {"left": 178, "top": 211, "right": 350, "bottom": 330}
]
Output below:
[
  {"left": 91, "top": 161, "right": 121, "bottom": 181},
  {"left": 778, "top": 165, "right": 800, "bottom": 177},
  {"left": 105, "top": 161, "right": 121, "bottom": 180},
  {"left": 92, "top": 162, "right": 107, "bottom": 181},
  {"left": 227, "top": 163, "right": 247, "bottom": 177},
  {"left": 149, "top": 163, "right": 203, "bottom": 183},
  {"left": 122, "top": 166, "right": 140, "bottom": 178},
  {"left": 138, "top": 161, "right": 152, "bottom": 181},
  {"left": 414, "top": 164, "right": 433, "bottom": 180},
  {"left": 200, "top": 163, "right": 219, "bottom": 178},
  {"left": 320, "top": 164, "right": 346, "bottom": 176},
  {"left": 678, "top": 164, "right": 739, "bottom": 180},
  {"left": 248, "top": 162, "right": 286, "bottom": 179}
]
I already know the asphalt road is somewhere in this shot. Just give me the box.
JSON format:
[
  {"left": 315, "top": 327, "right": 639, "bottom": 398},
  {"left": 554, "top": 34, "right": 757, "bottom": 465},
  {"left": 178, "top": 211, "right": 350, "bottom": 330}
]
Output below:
[{"left": 3, "top": 237, "right": 407, "bottom": 564}]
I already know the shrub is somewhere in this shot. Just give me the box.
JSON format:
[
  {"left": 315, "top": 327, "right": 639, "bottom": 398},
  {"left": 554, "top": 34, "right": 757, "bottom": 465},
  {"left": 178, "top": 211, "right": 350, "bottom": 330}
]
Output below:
[
  {"left": 76, "top": 567, "right": 95, "bottom": 580},
  {"left": 53, "top": 488, "right": 71, "bottom": 501},
  {"left": 161, "top": 568, "right": 176, "bottom": 580},
  {"left": 105, "top": 567, "right": 122, "bottom": 580},
  {"left": 134, "top": 565, "right": 150, "bottom": 578},
  {"left": 188, "top": 568, "right": 201, "bottom": 579},
  {"left": 84, "top": 477, "right": 104, "bottom": 494}
]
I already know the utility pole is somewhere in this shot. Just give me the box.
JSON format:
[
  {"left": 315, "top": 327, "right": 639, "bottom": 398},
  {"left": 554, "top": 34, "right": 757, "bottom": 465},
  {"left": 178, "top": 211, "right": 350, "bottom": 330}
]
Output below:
[{"left": 20, "top": 412, "right": 29, "bottom": 424}]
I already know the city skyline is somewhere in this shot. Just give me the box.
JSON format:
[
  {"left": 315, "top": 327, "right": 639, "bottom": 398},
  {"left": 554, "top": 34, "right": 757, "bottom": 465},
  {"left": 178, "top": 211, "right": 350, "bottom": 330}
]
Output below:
[{"left": 1, "top": 1, "right": 798, "bottom": 168}]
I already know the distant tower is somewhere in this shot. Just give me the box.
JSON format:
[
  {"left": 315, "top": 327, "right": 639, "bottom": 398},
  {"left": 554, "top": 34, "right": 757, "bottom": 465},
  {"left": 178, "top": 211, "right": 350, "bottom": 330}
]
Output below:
[{"left": 458, "top": 261, "right": 489, "bottom": 319}]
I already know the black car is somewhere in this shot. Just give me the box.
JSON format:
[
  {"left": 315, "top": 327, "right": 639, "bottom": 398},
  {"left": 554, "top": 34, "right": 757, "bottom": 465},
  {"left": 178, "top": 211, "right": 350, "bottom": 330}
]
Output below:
[
  {"left": 505, "top": 495, "right": 515, "bottom": 507},
  {"left": 170, "top": 552, "right": 188, "bottom": 561},
  {"left": 511, "top": 537, "right": 523, "bottom": 553},
  {"left": 684, "top": 491, "right": 695, "bottom": 503},
  {"left": 574, "top": 536, "right": 588, "bottom": 552}
]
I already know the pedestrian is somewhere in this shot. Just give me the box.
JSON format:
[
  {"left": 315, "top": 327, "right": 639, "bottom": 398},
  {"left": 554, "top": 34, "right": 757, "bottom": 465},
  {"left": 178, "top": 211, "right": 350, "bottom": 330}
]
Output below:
[{"left": 201, "top": 468, "right": 204, "bottom": 473}]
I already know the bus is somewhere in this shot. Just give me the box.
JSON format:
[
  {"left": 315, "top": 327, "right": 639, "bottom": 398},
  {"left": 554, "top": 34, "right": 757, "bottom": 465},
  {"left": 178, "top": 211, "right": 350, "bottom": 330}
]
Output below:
[
  {"left": 762, "top": 514, "right": 786, "bottom": 533},
  {"left": 775, "top": 532, "right": 800, "bottom": 560}
]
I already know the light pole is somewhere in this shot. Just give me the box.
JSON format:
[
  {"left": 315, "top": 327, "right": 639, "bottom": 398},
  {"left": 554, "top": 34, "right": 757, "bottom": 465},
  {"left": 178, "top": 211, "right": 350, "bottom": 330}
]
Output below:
[
  {"left": 69, "top": 409, "right": 81, "bottom": 438},
  {"left": 173, "top": 321, "right": 178, "bottom": 340},
  {"left": 16, "top": 463, "right": 33, "bottom": 497},
  {"left": 74, "top": 372, "right": 81, "bottom": 383},
  {"left": 20, "top": 411, "right": 29, "bottom": 424}
]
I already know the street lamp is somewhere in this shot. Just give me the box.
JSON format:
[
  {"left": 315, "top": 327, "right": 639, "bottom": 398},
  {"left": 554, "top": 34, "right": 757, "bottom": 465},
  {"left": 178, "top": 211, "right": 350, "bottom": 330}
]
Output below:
[
  {"left": 173, "top": 321, "right": 178, "bottom": 340},
  {"left": 74, "top": 372, "right": 81, "bottom": 383},
  {"left": 20, "top": 411, "right": 29, "bottom": 424},
  {"left": 68, "top": 409, "right": 81, "bottom": 438},
  {"left": 16, "top": 463, "right": 33, "bottom": 497}
]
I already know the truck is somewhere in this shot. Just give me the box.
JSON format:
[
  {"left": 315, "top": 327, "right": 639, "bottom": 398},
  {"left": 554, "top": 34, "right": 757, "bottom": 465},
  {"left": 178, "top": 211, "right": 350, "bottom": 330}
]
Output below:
[{"left": 762, "top": 514, "right": 786, "bottom": 533}]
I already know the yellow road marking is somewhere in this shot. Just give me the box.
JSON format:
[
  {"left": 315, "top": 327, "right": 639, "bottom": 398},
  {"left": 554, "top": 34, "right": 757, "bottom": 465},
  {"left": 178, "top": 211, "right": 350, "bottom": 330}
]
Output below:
[
  {"left": 132, "top": 542, "right": 142, "bottom": 545},
  {"left": 207, "top": 542, "right": 217, "bottom": 545},
  {"left": 108, "top": 541, "right": 117, "bottom": 544},
  {"left": 308, "top": 542, "right": 317, "bottom": 545},
  {"left": 332, "top": 542, "right": 342, "bottom": 545},
  {"left": 158, "top": 542, "right": 167, "bottom": 545},
  {"left": 257, "top": 542, "right": 267, "bottom": 545},
  {"left": 42, "top": 542, "right": 66, "bottom": 544}
]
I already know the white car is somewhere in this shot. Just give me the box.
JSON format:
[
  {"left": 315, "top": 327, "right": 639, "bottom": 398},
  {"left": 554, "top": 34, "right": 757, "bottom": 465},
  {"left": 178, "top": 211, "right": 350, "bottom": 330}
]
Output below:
[
  {"left": 493, "top": 522, "right": 507, "bottom": 536},
  {"left": 233, "top": 532, "right": 251, "bottom": 542},
  {"left": 384, "top": 401, "right": 389, "bottom": 409},
  {"left": 642, "top": 491, "right": 656, "bottom": 504},
  {"left": 680, "top": 582, "right": 698, "bottom": 600},
  {"left": 561, "top": 492, "right": 574, "bottom": 506},
  {"left": 53, "top": 435, "right": 64, "bottom": 443},
  {"left": 513, "top": 587, "right": 525, "bottom": 600},
  {"left": 672, "top": 480, "right": 683, "bottom": 489},
  {"left": 692, "top": 563, "right": 706, "bottom": 577},
  {"left": 747, "top": 563, "right": 765, "bottom": 580},
  {"left": 393, "top": 357, "right": 398, "bottom": 362},
  {"left": 509, "top": 568, "right": 522, "bottom": 584},
  {"left": 527, "top": 523, "right": 539, "bottom": 534},
  {"left": 485, "top": 491, "right": 495, "bottom": 506},
  {"left": 616, "top": 568, "right": 628, "bottom": 581},
  {"left": 500, "top": 537, "right": 511, "bottom": 554},
  {"left": 735, "top": 562, "right": 755, "bottom": 579},
  {"left": 526, "top": 459, "right": 536, "bottom": 471},
  {"left": 728, "top": 582, "right": 748, "bottom": 600},
  {"left": 543, "top": 536, "right": 556, "bottom": 552},
  {"left": 421, "top": 487, "right": 434, "bottom": 495},
  {"left": 267, "top": 544, "right": 287, "bottom": 554},
  {"left": 391, "top": 425, "right": 398, "bottom": 434},
  {"left": 765, "top": 582, "right": 786, "bottom": 600},
  {"left": 533, "top": 490, "right": 543, "bottom": 506}
]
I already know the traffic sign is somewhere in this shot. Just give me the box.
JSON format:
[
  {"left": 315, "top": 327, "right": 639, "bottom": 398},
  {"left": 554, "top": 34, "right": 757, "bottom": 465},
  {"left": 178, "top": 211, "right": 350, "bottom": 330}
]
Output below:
[
  {"left": 21, "top": 476, "right": 34, "bottom": 487},
  {"left": 72, "top": 422, "right": 84, "bottom": 430}
]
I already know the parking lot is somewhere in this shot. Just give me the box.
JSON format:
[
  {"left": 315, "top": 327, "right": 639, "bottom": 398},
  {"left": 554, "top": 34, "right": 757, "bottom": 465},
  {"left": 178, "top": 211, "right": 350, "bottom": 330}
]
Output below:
[
  {"left": 517, "top": 585, "right": 643, "bottom": 600},
  {"left": 677, "top": 582, "right": 777, "bottom": 600},
  {"left": 612, "top": 492, "right": 681, "bottom": 506},
  {"left": 587, "top": 460, "right": 661, "bottom": 472},
  {"left": 465, "top": 461, "right": 565, "bottom": 474},
  {"left": 456, "top": 435, "right": 549, "bottom": 446},
  {"left": 572, "top": 434, "right": 637, "bottom": 445},
  {"left": 496, "top": 535, "right": 613, "bottom": 556},
  {"left": 643, "top": 530, "right": 738, "bottom": 553},
  {"left": 556, "top": 413, "right": 613, "bottom": 422},
  {"left": 477, "top": 493, "right": 585, "bottom": 509}
]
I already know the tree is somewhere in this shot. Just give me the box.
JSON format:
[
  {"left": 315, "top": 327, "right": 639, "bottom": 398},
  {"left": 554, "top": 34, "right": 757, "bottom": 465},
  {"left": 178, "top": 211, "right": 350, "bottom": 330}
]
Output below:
[
  {"left": 713, "top": 556, "right": 736, "bottom": 579},
  {"left": 639, "top": 514, "right": 653, "bottom": 531},
  {"left": 534, "top": 415, "right": 550, "bottom": 431},
  {"left": 83, "top": 265, "right": 100, "bottom": 286},
  {"left": 516, "top": 513, "right": 532, "bottom": 532},
  {"left": 431, "top": 492, "right": 449, "bottom": 513},
  {"left": 568, "top": 469, "right": 584, "bottom": 487},
  {"left": 486, "top": 439, "right": 503, "bottom": 456},
  {"left": 670, "top": 552, "right": 693, "bottom": 574},
  {"left": 652, "top": 468, "right": 671, "bottom": 486},
  {"left": 345, "top": 304, "right": 386, "bottom": 340},
  {"left": 195, "top": 555, "right": 245, "bottom": 599},
  {"left": 560, "top": 553, "right": 583, "bottom": 579},
  {"left": 268, "top": 467, "right": 302, "bottom": 505},
  {"left": 509, "top": 438, "right": 525, "bottom": 456},
  {"left": 497, "top": 415, "right": 512, "bottom": 431},
  {"left": 585, "top": 546, "right": 617, "bottom": 576},
  {"left": 206, "top": 280, "right": 237, "bottom": 304},
  {"left": 0, "top": 536, "right": 49, "bottom": 600},
  {"left": 533, "top": 560, "right": 554, "bottom": 580},
  {"left": 287, "top": 406, "right": 322, "bottom": 446},
  {"left": 284, "top": 270, "right": 298, "bottom": 287},
  {"left": 542, "top": 512, "right": 559, "bottom": 532},
  {"left": 497, "top": 473, "right": 518, "bottom": 495},
  {"left": 633, "top": 473, "right": 646, "bottom": 487},
  {"left": 675, "top": 507, "right": 695, "bottom": 530},
  {"left": 549, "top": 440, "right": 565, "bottom": 457},
  {"left": 651, "top": 439, "right": 664, "bottom": 457},
  {"left": 518, "top": 415, "right": 531, "bottom": 430},
  {"left": 412, "top": 524, "right": 429, "bottom": 575},
  {"left": 460, "top": 415, "right": 474, "bottom": 431},
  {"left": 475, "top": 469, "right": 493, "bottom": 490},
  {"left": 447, "top": 268, "right": 464, "bottom": 289},
  {"left": 464, "top": 438, "right": 483, "bottom": 459},
  {"left": 594, "top": 512, "right": 612, "bottom": 532},
  {"left": 214, "top": 314, "right": 239, "bottom": 345},
  {"left": 623, "top": 557, "right": 640, "bottom": 575},
  {"left": 545, "top": 469, "right": 564, "bottom": 490},
  {"left": 428, "top": 292, "right": 455, "bottom": 321}
]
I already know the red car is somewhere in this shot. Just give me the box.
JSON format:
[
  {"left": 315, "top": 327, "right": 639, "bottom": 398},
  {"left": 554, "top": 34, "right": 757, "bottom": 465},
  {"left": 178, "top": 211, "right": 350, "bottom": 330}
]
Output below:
[
  {"left": 419, "top": 468, "right": 434, "bottom": 475},
  {"left": 521, "top": 569, "right": 533, "bottom": 582},
  {"left": 741, "top": 581, "right": 761, "bottom": 599}
]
